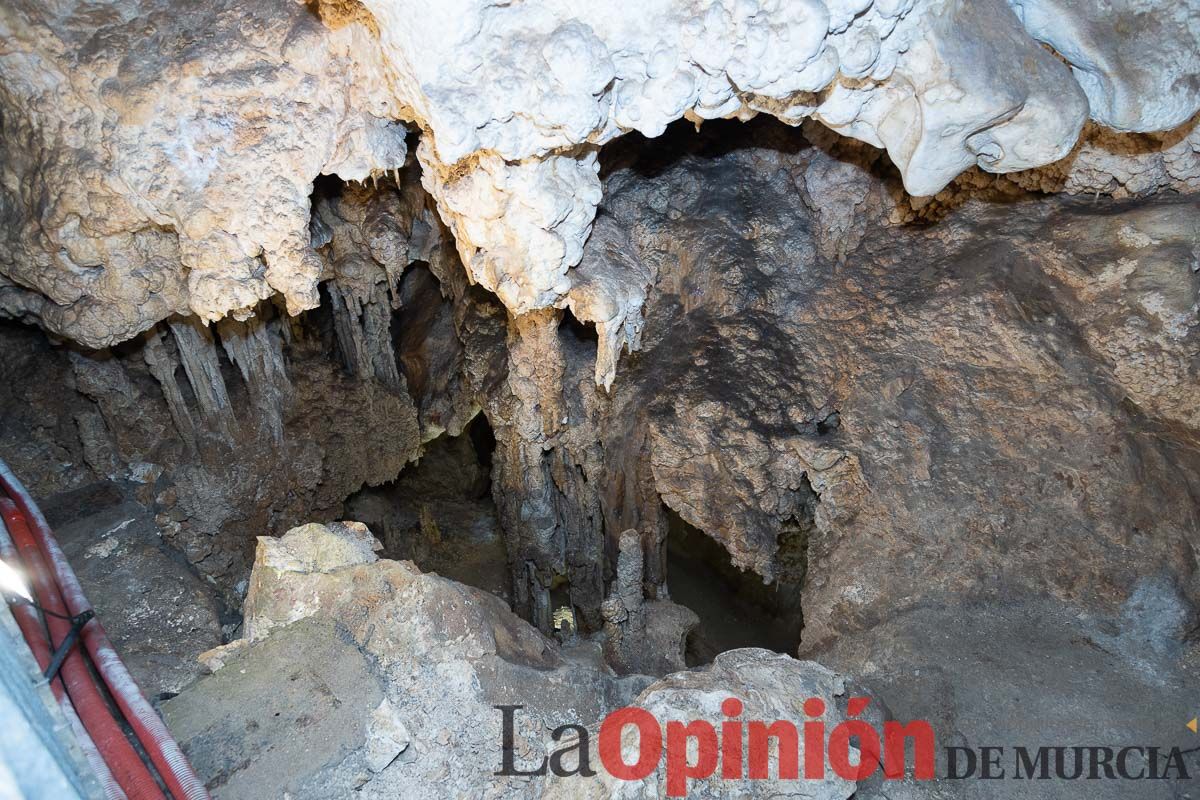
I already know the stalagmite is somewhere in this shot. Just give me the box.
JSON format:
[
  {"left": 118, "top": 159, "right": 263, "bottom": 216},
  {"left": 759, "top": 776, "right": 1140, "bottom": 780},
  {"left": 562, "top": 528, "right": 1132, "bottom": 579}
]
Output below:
[{"left": 602, "top": 530, "right": 646, "bottom": 674}]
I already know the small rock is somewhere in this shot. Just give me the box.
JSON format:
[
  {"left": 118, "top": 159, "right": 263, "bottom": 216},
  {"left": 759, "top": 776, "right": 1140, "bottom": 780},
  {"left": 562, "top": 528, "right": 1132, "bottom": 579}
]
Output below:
[
  {"left": 198, "top": 639, "right": 250, "bottom": 673},
  {"left": 365, "top": 698, "right": 410, "bottom": 773},
  {"left": 128, "top": 461, "right": 163, "bottom": 484},
  {"left": 85, "top": 537, "right": 121, "bottom": 559}
]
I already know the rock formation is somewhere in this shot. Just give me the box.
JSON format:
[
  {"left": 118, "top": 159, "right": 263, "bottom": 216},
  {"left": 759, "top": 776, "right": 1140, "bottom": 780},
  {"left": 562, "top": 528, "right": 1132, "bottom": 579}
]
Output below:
[
  {"left": 541, "top": 649, "right": 861, "bottom": 800},
  {"left": 0, "top": 4, "right": 1199, "bottom": 797},
  {"left": 566, "top": 122, "right": 1200, "bottom": 651},
  {"left": 167, "top": 520, "right": 868, "bottom": 799},
  {"left": 166, "top": 521, "right": 658, "bottom": 798},
  {"left": 3, "top": 0, "right": 1198, "bottom": 352}
]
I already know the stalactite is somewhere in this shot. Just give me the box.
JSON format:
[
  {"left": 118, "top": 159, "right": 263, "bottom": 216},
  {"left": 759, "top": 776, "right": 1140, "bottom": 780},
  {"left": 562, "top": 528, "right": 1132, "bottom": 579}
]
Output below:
[
  {"left": 327, "top": 280, "right": 370, "bottom": 380},
  {"left": 362, "top": 289, "right": 402, "bottom": 393},
  {"left": 327, "top": 279, "right": 402, "bottom": 393},
  {"left": 167, "top": 317, "right": 237, "bottom": 441},
  {"left": 143, "top": 327, "right": 197, "bottom": 450},
  {"left": 216, "top": 312, "right": 292, "bottom": 445}
]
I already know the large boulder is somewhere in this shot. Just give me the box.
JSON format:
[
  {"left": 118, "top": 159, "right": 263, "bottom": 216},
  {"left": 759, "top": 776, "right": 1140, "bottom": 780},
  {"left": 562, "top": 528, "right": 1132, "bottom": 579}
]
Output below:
[
  {"left": 166, "top": 521, "right": 653, "bottom": 798},
  {"left": 542, "top": 648, "right": 861, "bottom": 799}
]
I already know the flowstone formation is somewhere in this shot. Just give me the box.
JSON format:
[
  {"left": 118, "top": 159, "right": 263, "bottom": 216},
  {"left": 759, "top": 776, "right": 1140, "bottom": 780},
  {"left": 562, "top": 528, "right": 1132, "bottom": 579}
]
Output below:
[
  {"left": 0, "top": 0, "right": 407, "bottom": 345},
  {"left": 2, "top": 0, "right": 1198, "bottom": 355}
]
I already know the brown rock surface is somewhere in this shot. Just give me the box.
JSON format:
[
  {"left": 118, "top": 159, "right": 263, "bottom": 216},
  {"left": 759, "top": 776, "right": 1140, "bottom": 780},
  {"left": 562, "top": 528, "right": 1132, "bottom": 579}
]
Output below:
[{"left": 569, "top": 123, "right": 1200, "bottom": 650}]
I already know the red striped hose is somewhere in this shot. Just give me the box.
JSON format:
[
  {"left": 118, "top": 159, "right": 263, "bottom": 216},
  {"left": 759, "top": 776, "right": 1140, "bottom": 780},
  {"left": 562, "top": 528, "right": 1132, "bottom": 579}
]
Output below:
[
  {"left": 0, "top": 498, "right": 163, "bottom": 799},
  {"left": 0, "top": 459, "right": 210, "bottom": 800},
  {"left": 0, "top": 518, "right": 127, "bottom": 800}
]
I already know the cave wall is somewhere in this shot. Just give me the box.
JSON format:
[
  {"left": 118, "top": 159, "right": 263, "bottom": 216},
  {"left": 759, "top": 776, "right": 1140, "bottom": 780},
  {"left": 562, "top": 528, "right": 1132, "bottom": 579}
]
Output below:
[
  {"left": 478, "top": 119, "right": 1200, "bottom": 651},
  {"left": 0, "top": 162, "right": 509, "bottom": 597},
  {"left": 0, "top": 1, "right": 1197, "bottom": 667}
]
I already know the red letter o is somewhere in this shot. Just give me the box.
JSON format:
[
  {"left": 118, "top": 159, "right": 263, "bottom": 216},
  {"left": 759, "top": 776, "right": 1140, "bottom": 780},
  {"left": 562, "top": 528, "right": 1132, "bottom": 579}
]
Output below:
[
  {"left": 599, "top": 707, "right": 662, "bottom": 780},
  {"left": 828, "top": 720, "right": 880, "bottom": 781}
]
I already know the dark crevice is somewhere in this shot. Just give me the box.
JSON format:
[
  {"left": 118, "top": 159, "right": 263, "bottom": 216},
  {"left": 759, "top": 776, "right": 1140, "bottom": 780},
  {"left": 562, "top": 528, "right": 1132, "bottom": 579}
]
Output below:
[
  {"left": 392, "top": 261, "right": 461, "bottom": 420},
  {"left": 664, "top": 497, "right": 809, "bottom": 667},
  {"left": 558, "top": 306, "right": 599, "bottom": 345},
  {"left": 557, "top": 307, "right": 599, "bottom": 374},
  {"left": 466, "top": 412, "right": 496, "bottom": 472},
  {"left": 310, "top": 172, "right": 346, "bottom": 202},
  {"left": 343, "top": 424, "right": 507, "bottom": 602},
  {"left": 598, "top": 116, "right": 807, "bottom": 181}
]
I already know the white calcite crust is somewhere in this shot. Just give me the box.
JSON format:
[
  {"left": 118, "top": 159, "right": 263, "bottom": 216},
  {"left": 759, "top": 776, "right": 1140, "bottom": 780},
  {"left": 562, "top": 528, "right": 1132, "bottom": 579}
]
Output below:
[
  {"left": 1009, "top": 0, "right": 1200, "bottom": 132},
  {"left": 0, "top": 0, "right": 408, "bottom": 345},
  {"left": 0, "top": 0, "right": 1196, "bottom": 358}
]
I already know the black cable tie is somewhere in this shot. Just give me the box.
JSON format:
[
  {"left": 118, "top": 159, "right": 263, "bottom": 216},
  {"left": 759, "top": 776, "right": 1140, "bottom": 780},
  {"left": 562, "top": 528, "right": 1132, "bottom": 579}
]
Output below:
[{"left": 43, "top": 609, "right": 94, "bottom": 682}]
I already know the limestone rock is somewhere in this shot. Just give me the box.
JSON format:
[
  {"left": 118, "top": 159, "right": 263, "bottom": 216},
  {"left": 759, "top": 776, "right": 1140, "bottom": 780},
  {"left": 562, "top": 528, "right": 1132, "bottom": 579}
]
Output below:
[
  {"left": 196, "top": 640, "right": 250, "bottom": 674},
  {"left": 0, "top": 0, "right": 406, "bottom": 346},
  {"left": 256, "top": 521, "right": 383, "bottom": 575},
  {"left": 2, "top": 0, "right": 1197, "bottom": 353},
  {"left": 363, "top": 699, "right": 410, "bottom": 773},
  {"left": 171, "top": 516, "right": 657, "bottom": 798},
  {"left": 163, "top": 619, "right": 386, "bottom": 799},
  {"left": 816, "top": 588, "right": 1200, "bottom": 800},
  {"left": 542, "top": 648, "right": 860, "bottom": 799},
  {"left": 617, "top": 130, "right": 1199, "bottom": 649}
]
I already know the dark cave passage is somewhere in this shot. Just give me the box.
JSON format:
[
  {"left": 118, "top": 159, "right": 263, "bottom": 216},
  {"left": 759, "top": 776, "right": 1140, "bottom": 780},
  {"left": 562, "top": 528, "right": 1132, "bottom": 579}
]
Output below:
[
  {"left": 665, "top": 506, "right": 806, "bottom": 667},
  {"left": 558, "top": 306, "right": 599, "bottom": 348},
  {"left": 343, "top": 413, "right": 508, "bottom": 602}
]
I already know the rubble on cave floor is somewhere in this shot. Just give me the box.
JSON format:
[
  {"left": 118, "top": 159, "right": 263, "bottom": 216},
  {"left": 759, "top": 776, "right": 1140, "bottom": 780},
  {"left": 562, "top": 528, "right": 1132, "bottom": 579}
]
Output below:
[
  {"left": 41, "top": 480, "right": 227, "bottom": 699},
  {"left": 156, "top": 519, "right": 1200, "bottom": 799}
]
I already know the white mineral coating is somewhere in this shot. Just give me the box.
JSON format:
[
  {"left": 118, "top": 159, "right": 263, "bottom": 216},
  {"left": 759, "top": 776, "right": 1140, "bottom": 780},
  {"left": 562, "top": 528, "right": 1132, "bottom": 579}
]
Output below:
[
  {"left": 1009, "top": 0, "right": 1200, "bottom": 132},
  {"left": 256, "top": 521, "right": 383, "bottom": 576},
  {"left": 0, "top": 0, "right": 407, "bottom": 346},
  {"left": 813, "top": 0, "right": 1089, "bottom": 196},
  {"left": 416, "top": 139, "right": 603, "bottom": 315},
  {"left": 1, "top": 0, "right": 1197, "bottom": 359},
  {"left": 374, "top": 0, "right": 1096, "bottom": 340}
]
